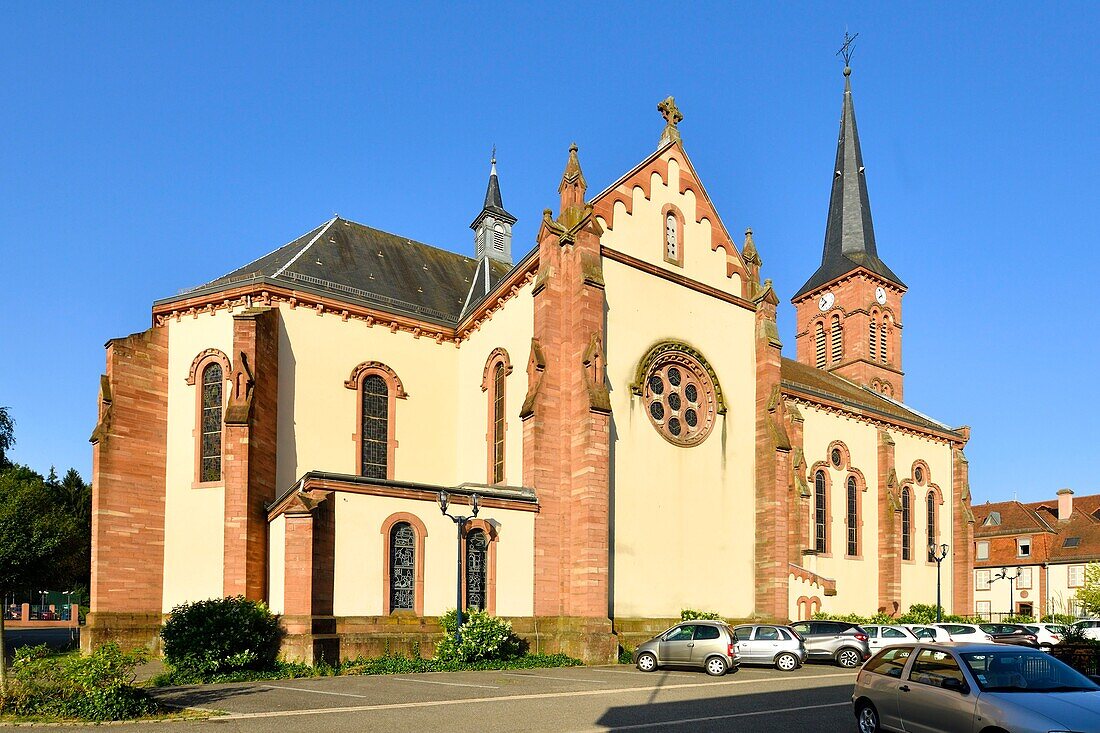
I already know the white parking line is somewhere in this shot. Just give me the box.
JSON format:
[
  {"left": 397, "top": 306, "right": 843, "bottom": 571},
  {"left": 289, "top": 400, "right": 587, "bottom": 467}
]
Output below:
[
  {"left": 585, "top": 667, "right": 697, "bottom": 677},
  {"left": 501, "top": 672, "right": 608, "bottom": 684},
  {"left": 262, "top": 684, "right": 371, "bottom": 699},
  {"left": 388, "top": 677, "right": 499, "bottom": 689},
  {"left": 574, "top": 701, "right": 851, "bottom": 731},
  {"left": 218, "top": 671, "right": 855, "bottom": 720}
]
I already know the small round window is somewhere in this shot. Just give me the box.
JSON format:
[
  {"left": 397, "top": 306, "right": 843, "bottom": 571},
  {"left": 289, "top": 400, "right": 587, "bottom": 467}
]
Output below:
[
  {"left": 643, "top": 352, "right": 717, "bottom": 447},
  {"left": 914, "top": 466, "right": 924, "bottom": 483},
  {"left": 831, "top": 448, "right": 842, "bottom": 467}
]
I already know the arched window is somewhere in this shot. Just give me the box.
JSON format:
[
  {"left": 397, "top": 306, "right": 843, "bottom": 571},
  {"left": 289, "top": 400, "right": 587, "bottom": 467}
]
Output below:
[
  {"left": 389, "top": 522, "right": 416, "bottom": 611},
  {"left": 465, "top": 529, "right": 489, "bottom": 611},
  {"left": 491, "top": 362, "right": 506, "bottom": 483},
  {"left": 880, "top": 320, "right": 888, "bottom": 363},
  {"left": 815, "top": 323, "right": 827, "bottom": 369},
  {"left": 846, "top": 476, "right": 858, "bottom": 556},
  {"left": 869, "top": 318, "right": 878, "bottom": 361},
  {"left": 493, "top": 224, "right": 505, "bottom": 252},
  {"left": 901, "top": 488, "right": 912, "bottom": 561},
  {"left": 483, "top": 349, "right": 512, "bottom": 483},
  {"left": 814, "top": 470, "right": 827, "bottom": 553},
  {"left": 927, "top": 493, "right": 936, "bottom": 562},
  {"left": 361, "top": 374, "right": 389, "bottom": 479},
  {"left": 665, "top": 213, "right": 678, "bottom": 261},
  {"left": 200, "top": 362, "right": 223, "bottom": 482},
  {"left": 830, "top": 315, "right": 843, "bottom": 363}
]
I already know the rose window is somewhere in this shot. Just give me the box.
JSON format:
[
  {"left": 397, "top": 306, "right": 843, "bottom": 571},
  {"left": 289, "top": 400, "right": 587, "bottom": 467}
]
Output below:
[{"left": 643, "top": 354, "right": 717, "bottom": 446}]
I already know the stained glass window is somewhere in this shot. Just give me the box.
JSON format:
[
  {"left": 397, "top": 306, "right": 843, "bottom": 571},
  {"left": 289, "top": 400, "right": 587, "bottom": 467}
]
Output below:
[
  {"left": 390, "top": 522, "right": 415, "bottom": 611},
  {"left": 361, "top": 375, "right": 389, "bottom": 479},
  {"left": 492, "top": 362, "right": 505, "bottom": 483},
  {"left": 642, "top": 352, "right": 717, "bottom": 447},
  {"left": 902, "top": 488, "right": 912, "bottom": 561},
  {"left": 927, "top": 493, "right": 936, "bottom": 562},
  {"left": 846, "top": 476, "right": 858, "bottom": 556},
  {"left": 814, "top": 471, "right": 827, "bottom": 553},
  {"left": 465, "top": 529, "right": 488, "bottom": 612},
  {"left": 200, "top": 363, "right": 223, "bottom": 482}
]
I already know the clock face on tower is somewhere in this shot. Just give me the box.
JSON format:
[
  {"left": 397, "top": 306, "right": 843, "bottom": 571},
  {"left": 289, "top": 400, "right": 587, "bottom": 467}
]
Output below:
[
  {"left": 818, "top": 292, "right": 835, "bottom": 311},
  {"left": 875, "top": 287, "right": 887, "bottom": 306}
]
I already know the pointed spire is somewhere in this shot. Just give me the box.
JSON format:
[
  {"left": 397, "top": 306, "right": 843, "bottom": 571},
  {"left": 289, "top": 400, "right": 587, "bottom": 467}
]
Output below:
[
  {"left": 793, "top": 65, "right": 904, "bottom": 299},
  {"left": 742, "top": 227, "right": 760, "bottom": 266},
  {"left": 471, "top": 148, "right": 516, "bottom": 266},
  {"left": 483, "top": 148, "right": 505, "bottom": 212},
  {"left": 558, "top": 142, "right": 587, "bottom": 214}
]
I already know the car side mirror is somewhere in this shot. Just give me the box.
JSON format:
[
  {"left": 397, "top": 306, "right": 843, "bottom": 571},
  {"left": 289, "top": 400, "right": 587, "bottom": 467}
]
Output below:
[{"left": 942, "top": 678, "right": 969, "bottom": 695}]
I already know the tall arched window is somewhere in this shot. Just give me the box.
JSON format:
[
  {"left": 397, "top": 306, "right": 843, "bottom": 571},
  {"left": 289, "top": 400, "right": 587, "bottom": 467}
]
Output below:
[
  {"left": 665, "top": 213, "right": 679, "bottom": 262},
  {"left": 200, "top": 363, "right": 223, "bottom": 482},
  {"left": 491, "top": 362, "right": 506, "bottom": 483},
  {"left": 869, "top": 318, "right": 878, "bottom": 361},
  {"left": 901, "top": 488, "right": 912, "bottom": 561},
  {"left": 465, "top": 529, "right": 489, "bottom": 611},
  {"left": 493, "top": 224, "right": 505, "bottom": 252},
  {"left": 389, "top": 522, "right": 416, "bottom": 611},
  {"left": 482, "top": 349, "right": 512, "bottom": 484},
  {"left": 830, "top": 315, "right": 843, "bottom": 363},
  {"left": 815, "top": 323, "right": 827, "bottom": 369},
  {"left": 814, "top": 470, "right": 827, "bottom": 553},
  {"left": 361, "top": 374, "right": 389, "bottom": 479},
  {"left": 926, "top": 493, "right": 936, "bottom": 562},
  {"left": 846, "top": 476, "right": 858, "bottom": 557},
  {"left": 880, "top": 320, "right": 888, "bottom": 363}
]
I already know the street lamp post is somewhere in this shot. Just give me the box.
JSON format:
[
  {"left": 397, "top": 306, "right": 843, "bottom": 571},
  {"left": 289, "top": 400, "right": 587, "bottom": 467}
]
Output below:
[
  {"left": 438, "top": 490, "right": 480, "bottom": 643},
  {"left": 928, "top": 543, "right": 949, "bottom": 622},
  {"left": 993, "top": 567, "right": 1021, "bottom": 621}
]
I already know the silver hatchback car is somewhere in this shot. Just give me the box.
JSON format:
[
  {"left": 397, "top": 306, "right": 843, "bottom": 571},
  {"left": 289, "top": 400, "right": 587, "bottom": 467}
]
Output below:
[
  {"left": 633, "top": 620, "right": 739, "bottom": 676},
  {"left": 732, "top": 624, "right": 808, "bottom": 671},
  {"left": 852, "top": 642, "right": 1100, "bottom": 733}
]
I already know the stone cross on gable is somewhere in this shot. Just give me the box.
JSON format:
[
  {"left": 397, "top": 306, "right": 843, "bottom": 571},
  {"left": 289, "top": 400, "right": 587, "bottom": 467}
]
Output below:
[{"left": 657, "top": 96, "right": 683, "bottom": 147}]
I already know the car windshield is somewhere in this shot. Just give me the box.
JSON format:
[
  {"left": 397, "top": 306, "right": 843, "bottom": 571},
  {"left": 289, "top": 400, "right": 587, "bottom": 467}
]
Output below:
[{"left": 961, "top": 650, "right": 1100, "bottom": 693}]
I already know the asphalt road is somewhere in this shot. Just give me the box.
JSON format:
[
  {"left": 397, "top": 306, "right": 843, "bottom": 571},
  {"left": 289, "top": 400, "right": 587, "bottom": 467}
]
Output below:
[{"left": 127, "top": 663, "right": 861, "bottom": 733}]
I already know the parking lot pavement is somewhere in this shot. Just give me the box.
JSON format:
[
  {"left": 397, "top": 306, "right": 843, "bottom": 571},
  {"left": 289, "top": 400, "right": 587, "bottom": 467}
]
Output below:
[{"left": 129, "top": 663, "right": 860, "bottom": 732}]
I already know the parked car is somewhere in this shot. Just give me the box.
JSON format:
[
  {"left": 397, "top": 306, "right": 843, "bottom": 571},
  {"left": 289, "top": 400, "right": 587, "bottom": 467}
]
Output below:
[
  {"left": 1023, "top": 623, "right": 1067, "bottom": 651},
  {"left": 730, "top": 624, "right": 807, "bottom": 671},
  {"left": 788, "top": 620, "right": 872, "bottom": 669},
  {"left": 852, "top": 642, "right": 1100, "bottom": 733},
  {"left": 1070, "top": 619, "right": 1100, "bottom": 641},
  {"left": 861, "top": 625, "right": 920, "bottom": 653},
  {"left": 902, "top": 624, "right": 951, "bottom": 642},
  {"left": 633, "top": 620, "right": 739, "bottom": 676},
  {"left": 978, "top": 623, "right": 1039, "bottom": 647},
  {"left": 933, "top": 623, "right": 994, "bottom": 643}
]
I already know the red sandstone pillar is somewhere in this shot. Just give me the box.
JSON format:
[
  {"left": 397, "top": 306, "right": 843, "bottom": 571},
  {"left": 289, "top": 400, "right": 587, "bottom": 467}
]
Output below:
[{"left": 878, "top": 430, "right": 901, "bottom": 615}]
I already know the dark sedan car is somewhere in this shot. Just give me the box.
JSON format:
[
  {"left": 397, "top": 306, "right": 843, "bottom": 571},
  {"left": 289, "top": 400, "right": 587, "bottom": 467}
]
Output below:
[{"left": 978, "top": 623, "right": 1039, "bottom": 648}]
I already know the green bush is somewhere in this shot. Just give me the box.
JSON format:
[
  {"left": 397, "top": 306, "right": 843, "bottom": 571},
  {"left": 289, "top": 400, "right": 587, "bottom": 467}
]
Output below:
[
  {"left": 160, "top": 596, "right": 281, "bottom": 679},
  {"left": 340, "top": 652, "right": 581, "bottom": 675},
  {"left": 0, "top": 643, "right": 155, "bottom": 721},
  {"left": 618, "top": 646, "right": 634, "bottom": 665},
  {"left": 813, "top": 605, "right": 985, "bottom": 626},
  {"left": 1042, "top": 613, "right": 1078, "bottom": 625},
  {"left": 680, "top": 609, "right": 721, "bottom": 621},
  {"left": 435, "top": 609, "right": 524, "bottom": 663},
  {"left": 1002, "top": 614, "right": 1036, "bottom": 624}
]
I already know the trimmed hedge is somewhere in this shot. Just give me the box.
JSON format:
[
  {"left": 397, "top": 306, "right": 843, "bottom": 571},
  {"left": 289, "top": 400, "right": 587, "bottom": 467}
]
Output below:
[{"left": 813, "top": 603, "right": 984, "bottom": 626}]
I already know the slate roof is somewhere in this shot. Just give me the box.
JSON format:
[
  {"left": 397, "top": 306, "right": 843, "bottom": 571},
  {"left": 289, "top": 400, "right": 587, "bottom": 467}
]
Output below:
[
  {"left": 780, "top": 357, "right": 962, "bottom": 438},
  {"left": 794, "top": 71, "right": 905, "bottom": 299},
  {"left": 166, "top": 217, "right": 513, "bottom": 326},
  {"left": 472, "top": 160, "right": 517, "bottom": 227}
]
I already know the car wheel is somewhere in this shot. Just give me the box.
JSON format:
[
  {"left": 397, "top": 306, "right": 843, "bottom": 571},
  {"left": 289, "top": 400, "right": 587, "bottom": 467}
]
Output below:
[
  {"left": 704, "top": 656, "right": 728, "bottom": 677},
  {"left": 856, "top": 702, "right": 880, "bottom": 733},
  {"left": 837, "top": 647, "right": 862, "bottom": 669},
  {"left": 636, "top": 652, "right": 657, "bottom": 672},
  {"left": 775, "top": 652, "right": 799, "bottom": 671}
]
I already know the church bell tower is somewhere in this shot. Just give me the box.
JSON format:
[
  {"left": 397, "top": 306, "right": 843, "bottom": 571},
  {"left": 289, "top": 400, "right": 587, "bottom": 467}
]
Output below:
[
  {"left": 792, "top": 60, "right": 908, "bottom": 400},
  {"left": 471, "top": 151, "right": 517, "bottom": 267}
]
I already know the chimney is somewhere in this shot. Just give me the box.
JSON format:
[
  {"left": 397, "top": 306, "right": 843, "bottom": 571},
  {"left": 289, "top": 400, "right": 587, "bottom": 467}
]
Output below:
[{"left": 1057, "top": 488, "right": 1074, "bottom": 522}]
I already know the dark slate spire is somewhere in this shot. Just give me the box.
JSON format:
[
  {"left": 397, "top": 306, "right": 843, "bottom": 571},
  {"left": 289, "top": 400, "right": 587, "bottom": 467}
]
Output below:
[
  {"left": 794, "top": 67, "right": 904, "bottom": 299},
  {"left": 471, "top": 150, "right": 517, "bottom": 265}
]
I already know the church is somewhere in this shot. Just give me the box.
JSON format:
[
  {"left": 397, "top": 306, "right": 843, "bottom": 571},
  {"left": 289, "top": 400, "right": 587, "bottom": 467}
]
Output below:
[{"left": 85, "top": 67, "right": 975, "bottom": 663}]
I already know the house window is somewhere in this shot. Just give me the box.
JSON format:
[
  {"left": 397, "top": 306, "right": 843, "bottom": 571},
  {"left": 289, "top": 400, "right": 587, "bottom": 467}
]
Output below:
[
  {"left": 975, "top": 569, "right": 991, "bottom": 591},
  {"left": 846, "top": 476, "right": 859, "bottom": 556},
  {"left": 1017, "top": 567, "right": 1033, "bottom": 590},
  {"left": 975, "top": 600, "right": 991, "bottom": 618},
  {"left": 926, "top": 493, "right": 936, "bottom": 562},
  {"left": 814, "top": 471, "right": 827, "bottom": 554},
  {"left": 815, "top": 323, "right": 826, "bottom": 369},
  {"left": 1017, "top": 537, "right": 1031, "bottom": 558},
  {"left": 200, "top": 363, "right": 223, "bottom": 482},
  {"left": 361, "top": 374, "right": 389, "bottom": 479},
  {"left": 1069, "top": 565, "right": 1085, "bottom": 588},
  {"left": 465, "top": 529, "right": 489, "bottom": 611},
  {"left": 976, "top": 541, "right": 989, "bottom": 560},
  {"left": 901, "top": 488, "right": 912, "bottom": 561},
  {"left": 389, "top": 522, "right": 416, "bottom": 611},
  {"left": 830, "top": 315, "right": 843, "bottom": 363},
  {"left": 985, "top": 511, "right": 1001, "bottom": 527},
  {"left": 1064, "top": 537, "right": 1081, "bottom": 548}
]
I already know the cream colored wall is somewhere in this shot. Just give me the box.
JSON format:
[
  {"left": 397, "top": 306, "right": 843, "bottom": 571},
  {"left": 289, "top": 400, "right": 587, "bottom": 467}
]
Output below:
[
  {"left": 595, "top": 156, "right": 743, "bottom": 299},
  {"left": 276, "top": 306, "right": 460, "bottom": 490},
  {"left": 162, "top": 314, "right": 232, "bottom": 611},
  {"left": 799, "top": 405, "right": 880, "bottom": 615},
  {"left": 268, "top": 515, "right": 286, "bottom": 614},
  {"left": 974, "top": 563, "right": 1041, "bottom": 616},
  {"left": 329, "top": 493, "right": 535, "bottom": 617},
  {"left": 454, "top": 282, "right": 534, "bottom": 487},
  {"left": 603, "top": 258, "right": 757, "bottom": 618}
]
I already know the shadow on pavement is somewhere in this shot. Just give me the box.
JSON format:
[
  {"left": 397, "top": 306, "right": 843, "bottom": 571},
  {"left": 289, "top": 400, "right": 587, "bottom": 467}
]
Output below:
[
  {"left": 149, "top": 684, "right": 265, "bottom": 711},
  {"left": 595, "top": 683, "right": 855, "bottom": 732}
]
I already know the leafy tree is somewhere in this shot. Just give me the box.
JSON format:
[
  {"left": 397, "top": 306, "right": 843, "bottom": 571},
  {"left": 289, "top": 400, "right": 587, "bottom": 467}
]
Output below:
[
  {"left": 0, "top": 407, "right": 13, "bottom": 468},
  {"left": 0, "top": 466, "right": 81, "bottom": 687},
  {"left": 1075, "top": 563, "right": 1100, "bottom": 617}
]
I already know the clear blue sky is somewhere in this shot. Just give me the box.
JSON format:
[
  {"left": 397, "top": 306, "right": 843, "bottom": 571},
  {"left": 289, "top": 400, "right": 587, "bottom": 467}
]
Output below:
[{"left": 1, "top": 3, "right": 1097, "bottom": 505}]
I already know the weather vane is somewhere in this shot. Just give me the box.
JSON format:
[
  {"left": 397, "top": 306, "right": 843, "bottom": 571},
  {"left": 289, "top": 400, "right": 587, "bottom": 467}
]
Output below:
[{"left": 836, "top": 31, "right": 858, "bottom": 68}]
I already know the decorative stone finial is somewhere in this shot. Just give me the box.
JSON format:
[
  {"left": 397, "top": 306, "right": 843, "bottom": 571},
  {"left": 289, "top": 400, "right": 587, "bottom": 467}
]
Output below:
[{"left": 657, "top": 96, "right": 683, "bottom": 147}]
